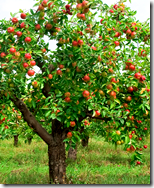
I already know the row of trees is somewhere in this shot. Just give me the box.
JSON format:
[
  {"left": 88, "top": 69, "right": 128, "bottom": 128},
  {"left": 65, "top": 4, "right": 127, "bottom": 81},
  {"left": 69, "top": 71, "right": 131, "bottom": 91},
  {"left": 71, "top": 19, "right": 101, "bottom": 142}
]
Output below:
[{"left": 0, "top": 0, "right": 150, "bottom": 184}]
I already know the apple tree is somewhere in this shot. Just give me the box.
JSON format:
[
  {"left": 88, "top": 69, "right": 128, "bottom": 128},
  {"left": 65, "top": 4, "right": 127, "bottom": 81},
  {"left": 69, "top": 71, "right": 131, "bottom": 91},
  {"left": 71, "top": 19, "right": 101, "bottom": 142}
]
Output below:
[{"left": 0, "top": 0, "right": 150, "bottom": 184}]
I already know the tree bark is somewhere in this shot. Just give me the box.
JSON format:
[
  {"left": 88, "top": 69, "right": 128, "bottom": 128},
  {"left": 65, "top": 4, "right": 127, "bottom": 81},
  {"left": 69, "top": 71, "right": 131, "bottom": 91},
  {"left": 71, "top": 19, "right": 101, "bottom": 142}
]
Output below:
[
  {"left": 48, "top": 119, "right": 66, "bottom": 184},
  {"left": 27, "top": 136, "right": 33, "bottom": 145},
  {"left": 68, "top": 141, "right": 77, "bottom": 161},
  {"left": 14, "top": 135, "right": 19, "bottom": 147},
  {"left": 81, "top": 135, "right": 89, "bottom": 147}
]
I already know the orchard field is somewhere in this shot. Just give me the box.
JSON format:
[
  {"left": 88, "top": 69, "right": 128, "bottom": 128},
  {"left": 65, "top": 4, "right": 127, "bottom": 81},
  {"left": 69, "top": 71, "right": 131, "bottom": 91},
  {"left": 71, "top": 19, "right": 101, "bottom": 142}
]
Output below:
[
  {"left": 0, "top": 135, "right": 150, "bottom": 184},
  {"left": 0, "top": 0, "right": 150, "bottom": 185}
]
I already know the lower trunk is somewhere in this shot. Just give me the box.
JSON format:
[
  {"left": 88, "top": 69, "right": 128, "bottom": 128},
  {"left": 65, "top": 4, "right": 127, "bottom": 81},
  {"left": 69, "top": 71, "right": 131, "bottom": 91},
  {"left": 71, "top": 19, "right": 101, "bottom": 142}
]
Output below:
[
  {"left": 14, "top": 135, "right": 19, "bottom": 147},
  {"left": 27, "top": 136, "right": 33, "bottom": 145},
  {"left": 68, "top": 141, "right": 77, "bottom": 161},
  {"left": 81, "top": 135, "right": 89, "bottom": 147},
  {"left": 48, "top": 120, "right": 66, "bottom": 184}
]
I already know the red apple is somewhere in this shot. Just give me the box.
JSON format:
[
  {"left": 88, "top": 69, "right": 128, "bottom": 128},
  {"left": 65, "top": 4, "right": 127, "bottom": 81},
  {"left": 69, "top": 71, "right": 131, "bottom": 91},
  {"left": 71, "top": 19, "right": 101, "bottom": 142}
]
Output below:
[
  {"left": 127, "top": 86, "right": 133, "bottom": 92},
  {"left": 65, "top": 92, "right": 71, "bottom": 97},
  {"left": 82, "top": 90, "right": 90, "bottom": 98},
  {"left": 114, "top": 41, "right": 120, "bottom": 46},
  {"left": 144, "top": 127, "right": 147, "bottom": 131},
  {"left": 110, "top": 78, "right": 117, "bottom": 83},
  {"left": 76, "top": 3, "right": 83, "bottom": 10},
  {"left": 42, "top": 0, "right": 48, "bottom": 7},
  {"left": 7, "top": 27, "right": 14, "bottom": 33},
  {"left": 12, "top": 17, "right": 18, "bottom": 24},
  {"left": 78, "top": 40, "right": 83, "bottom": 46},
  {"left": 48, "top": 74, "right": 53, "bottom": 79},
  {"left": 106, "top": 84, "right": 113, "bottom": 90},
  {"left": 129, "top": 64, "right": 135, "bottom": 71},
  {"left": 27, "top": 70, "right": 35, "bottom": 76},
  {"left": 46, "top": 23, "right": 52, "bottom": 30},
  {"left": 67, "top": 132, "right": 72, "bottom": 138},
  {"left": 80, "top": 13, "right": 86, "bottom": 20},
  {"left": 16, "top": 31, "right": 22, "bottom": 37},
  {"left": 129, "top": 134, "right": 132, "bottom": 139},
  {"left": 126, "top": 29, "right": 131, "bottom": 35},
  {"left": 109, "top": 9, "right": 114, "bottom": 13},
  {"left": 70, "top": 121, "right": 76, "bottom": 127},
  {"left": 143, "top": 145, "right": 147, "bottom": 149},
  {"left": 95, "top": 110, "right": 100, "bottom": 117},
  {"left": 134, "top": 72, "right": 141, "bottom": 79},
  {"left": 65, "top": 97, "right": 71, "bottom": 102},
  {"left": 65, "top": 4, "right": 71, "bottom": 10},
  {"left": 35, "top": 24, "right": 41, "bottom": 30},
  {"left": 30, "top": 61, "right": 36, "bottom": 66},
  {"left": 21, "top": 13, "right": 27, "bottom": 19},
  {"left": 136, "top": 161, "right": 141, "bottom": 165},
  {"left": 72, "top": 41, "right": 78, "bottom": 47},
  {"left": 83, "top": 75, "right": 90, "bottom": 82},
  {"left": 113, "top": 4, "right": 118, "bottom": 10},
  {"left": 9, "top": 48, "right": 16, "bottom": 54},
  {"left": 126, "top": 96, "right": 131, "bottom": 101},
  {"left": 82, "top": 1, "right": 89, "bottom": 8},
  {"left": 25, "top": 53, "right": 31, "bottom": 60},
  {"left": 23, "top": 63, "right": 29, "bottom": 68},
  {"left": 140, "top": 75, "right": 146, "bottom": 81},
  {"left": 56, "top": 70, "right": 62, "bottom": 75},
  {"left": 20, "top": 22, "right": 26, "bottom": 28},
  {"left": 91, "top": 46, "right": 97, "bottom": 50},
  {"left": 25, "top": 37, "right": 31, "bottom": 43}
]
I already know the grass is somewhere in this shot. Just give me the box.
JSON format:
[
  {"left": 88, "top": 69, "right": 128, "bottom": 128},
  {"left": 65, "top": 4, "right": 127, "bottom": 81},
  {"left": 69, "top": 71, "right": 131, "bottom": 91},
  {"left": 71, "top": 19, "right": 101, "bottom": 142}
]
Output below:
[{"left": 0, "top": 135, "right": 150, "bottom": 184}]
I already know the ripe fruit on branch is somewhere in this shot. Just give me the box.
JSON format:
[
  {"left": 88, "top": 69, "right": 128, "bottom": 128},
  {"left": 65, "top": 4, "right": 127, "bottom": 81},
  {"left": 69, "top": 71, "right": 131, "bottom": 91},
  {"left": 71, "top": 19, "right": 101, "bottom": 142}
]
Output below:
[
  {"left": 12, "top": 17, "right": 18, "bottom": 24},
  {"left": 76, "top": 3, "right": 83, "bottom": 10},
  {"left": 67, "top": 132, "right": 72, "bottom": 138},
  {"left": 82, "top": 1, "right": 89, "bottom": 8},
  {"left": 127, "top": 86, "right": 133, "bottom": 92},
  {"left": 65, "top": 4, "right": 71, "bottom": 10},
  {"left": 23, "top": 63, "right": 29, "bottom": 68},
  {"left": 30, "top": 61, "right": 36, "bottom": 66},
  {"left": 16, "top": 31, "right": 22, "bottom": 37},
  {"left": 129, "top": 134, "right": 132, "bottom": 139},
  {"left": 116, "top": 130, "right": 121, "bottom": 135},
  {"left": 106, "top": 84, "right": 113, "bottom": 90},
  {"left": 72, "top": 41, "right": 78, "bottom": 47},
  {"left": 80, "top": 13, "right": 86, "bottom": 20},
  {"left": 114, "top": 41, "right": 120, "bottom": 46},
  {"left": 83, "top": 75, "right": 90, "bottom": 82},
  {"left": 9, "top": 48, "right": 16, "bottom": 54},
  {"left": 7, "top": 27, "right": 14, "bottom": 33},
  {"left": 27, "top": 70, "right": 35, "bottom": 76},
  {"left": 25, "top": 37, "right": 31, "bottom": 43},
  {"left": 134, "top": 72, "right": 141, "bottom": 79},
  {"left": 21, "top": 13, "right": 27, "bottom": 19},
  {"left": 109, "top": 91, "right": 116, "bottom": 98},
  {"left": 82, "top": 90, "right": 90, "bottom": 98},
  {"left": 56, "top": 70, "right": 62, "bottom": 75},
  {"left": 144, "top": 145, "right": 147, "bottom": 149},
  {"left": 42, "top": 0, "right": 48, "bottom": 7},
  {"left": 126, "top": 29, "right": 132, "bottom": 35},
  {"left": 48, "top": 74, "right": 53, "bottom": 79},
  {"left": 20, "top": 22, "right": 26, "bottom": 28},
  {"left": 91, "top": 46, "right": 97, "bottom": 50},
  {"left": 140, "top": 75, "right": 146, "bottom": 81},
  {"left": 126, "top": 96, "right": 131, "bottom": 102},
  {"left": 35, "top": 24, "right": 41, "bottom": 30},
  {"left": 59, "top": 64, "right": 64, "bottom": 69},
  {"left": 45, "top": 23, "right": 52, "bottom": 30},
  {"left": 110, "top": 78, "right": 117, "bottom": 83},
  {"left": 25, "top": 53, "right": 31, "bottom": 60},
  {"left": 129, "top": 64, "right": 135, "bottom": 71},
  {"left": 65, "top": 92, "right": 71, "bottom": 97},
  {"left": 109, "top": 9, "right": 114, "bottom": 13},
  {"left": 65, "top": 97, "right": 71, "bottom": 102},
  {"left": 85, "top": 27, "right": 91, "bottom": 33},
  {"left": 41, "top": 48, "right": 46, "bottom": 53},
  {"left": 144, "top": 127, "right": 147, "bottom": 131},
  {"left": 95, "top": 110, "right": 100, "bottom": 117},
  {"left": 123, "top": 103, "right": 128, "bottom": 108},
  {"left": 70, "top": 121, "right": 76, "bottom": 127},
  {"left": 78, "top": 40, "right": 83, "bottom": 46},
  {"left": 136, "top": 161, "right": 141, "bottom": 165},
  {"left": 125, "top": 109, "right": 130, "bottom": 113},
  {"left": 113, "top": 4, "right": 118, "bottom": 10}
]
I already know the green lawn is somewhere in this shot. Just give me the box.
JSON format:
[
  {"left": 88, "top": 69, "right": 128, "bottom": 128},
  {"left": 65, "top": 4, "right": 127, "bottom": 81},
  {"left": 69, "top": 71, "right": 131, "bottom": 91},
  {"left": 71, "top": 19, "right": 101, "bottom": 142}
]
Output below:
[{"left": 0, "top": 135, "right": 150, "bottom": 184}]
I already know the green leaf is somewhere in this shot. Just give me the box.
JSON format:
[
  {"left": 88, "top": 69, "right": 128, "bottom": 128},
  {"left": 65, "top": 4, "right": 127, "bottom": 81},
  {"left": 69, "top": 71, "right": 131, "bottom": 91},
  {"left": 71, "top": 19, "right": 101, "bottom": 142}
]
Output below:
[{"left": 45, "top": 110, "right": 51, "bottom": 117}]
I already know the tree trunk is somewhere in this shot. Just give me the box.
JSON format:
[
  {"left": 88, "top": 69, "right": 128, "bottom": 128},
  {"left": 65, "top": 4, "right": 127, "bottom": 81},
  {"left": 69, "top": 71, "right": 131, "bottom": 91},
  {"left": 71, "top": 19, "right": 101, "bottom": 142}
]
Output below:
[
  {"left": 14, "top": 135, "right": 19, "bottom": 147},
  {"left": 68, "top": 141, "right": 77, "bottom": 161},
  {"left": 27, "top": 136, "right": 33, "bottom": 145},
  {"left": 48, "top": 119, "right": 66, "bottom": 184},
  {"left": 81, "top": 135, "right": 89, "bottom": 147}
]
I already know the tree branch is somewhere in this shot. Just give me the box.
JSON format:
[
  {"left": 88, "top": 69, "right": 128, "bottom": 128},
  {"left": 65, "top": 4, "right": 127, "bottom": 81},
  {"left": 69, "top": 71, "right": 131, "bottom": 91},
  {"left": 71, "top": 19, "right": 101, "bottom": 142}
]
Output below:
[{"left": 11, "top": 95, "right": 52, "bottom": 145}]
